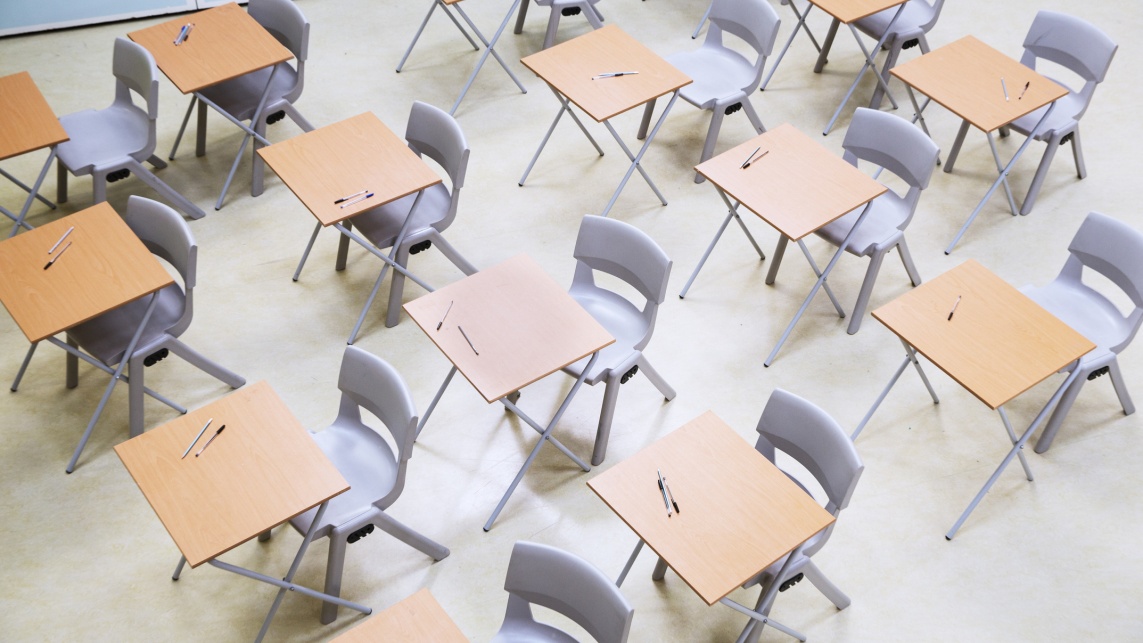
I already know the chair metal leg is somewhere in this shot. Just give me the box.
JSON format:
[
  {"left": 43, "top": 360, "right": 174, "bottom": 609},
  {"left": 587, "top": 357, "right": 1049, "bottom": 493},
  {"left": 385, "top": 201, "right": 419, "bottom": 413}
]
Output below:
[
  {"left": 897, "top": 237, "right": 922, "bottom": 286},
  {"left": 691, "top": 1, "right": 711, "bottom": 39},
  {"left": 1108, "top": 359, "right": 1135, "bottom": 416},
  {"left": 385, "top": 244, "right": 412, "bottom": 328},
  {"left": 319, "top": 532, "right": 348, "bottom": 624},
  {"left": 801, "top": 560, "right": 850, "bottom": 609},
  {"left": 127, "top": 159, "right": 206, "bottom": 220},
  {"left": 590, "top": 371, "right": 622, "bottom": 466},
  {"left": 56, "top": 159, "right": 67, "bottom": 203},
  {"left": 166, "top": 339, "right": 246, "bottom": 389},
  {"left": 513, "top": 0, "right": 529, "bottom": 35},
  {"left": 128, "top": 352, "right": 146, "bottom": 438}
]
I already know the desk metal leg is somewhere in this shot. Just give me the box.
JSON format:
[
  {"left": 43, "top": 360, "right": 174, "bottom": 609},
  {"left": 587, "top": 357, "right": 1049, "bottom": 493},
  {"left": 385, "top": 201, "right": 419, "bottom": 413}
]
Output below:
[
  {"left": 759, "top": 2, "right": 821, "bottom": 92},
  {"left": 599, "top": 91, "right": 679, "bottom": 217},
  {"left": 484, "top": 352, "right": 599, "bottom": 531},
  {"left": 852, "top": 339, "right": 939, "bottom": 440},
  {"left": 794, "top": 239, "right": 847, "bottom": 318},
  {"left": 451, "top": 0, "right": 527, "bottom": 115},
  {"left": 64, "top": 293, "right": 160, "bottom": 473},
  {"left": 822, "top": 6, "right": 905, "bottom": 136},
  {"left": 946, "top": 366, "right": 1081, "bottom": 539},
  {"left": 733, "top": 541, "right": 808, "bottom": 643},
  {"left": 998, "top": 406, "right": 1034, "bottom": 482},
  {"left": 4, "top": 148, "right": 57, "bottom": 237},
  {"left": 396, "top": 0, "right": 480, "bottom": 73},
  {"left": 678, "top": 190, "right": 766, "bottom": 299},
  {"left": 986, "top": 132, "right": 1019, "bottom": 215},
  {"left": 519, "top": 89, "right": 605, "bottom": 186},
  {"left": 943, "top": 103, "right": 1056, "bottom": 255},
  {"left": 764, "top": 203, "right": 873, "bottom": 366},
  {"left": 417, "top": 365, "right": 459, "bottom": 439},
  {"left": 197, "top": 65, "right": 278, "bottom": 211},
  {"left": 616, "top": 539, "right": 645, "bottom": 586}
]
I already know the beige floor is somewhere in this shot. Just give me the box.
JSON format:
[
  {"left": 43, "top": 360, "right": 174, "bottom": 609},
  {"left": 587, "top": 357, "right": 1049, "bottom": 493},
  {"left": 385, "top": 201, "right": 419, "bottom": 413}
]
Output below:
[{"left": 2, "top": 0, "right": 1142, "bottom": 640}]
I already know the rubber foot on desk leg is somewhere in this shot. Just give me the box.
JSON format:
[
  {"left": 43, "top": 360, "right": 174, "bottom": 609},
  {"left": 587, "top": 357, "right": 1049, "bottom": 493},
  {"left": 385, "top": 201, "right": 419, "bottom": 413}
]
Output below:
[
  {"left": 679, "top": 295, "right": 684, "bottom": 299},
  {"left": 945, "top": 535, "right": 952, "bottom": 541}
]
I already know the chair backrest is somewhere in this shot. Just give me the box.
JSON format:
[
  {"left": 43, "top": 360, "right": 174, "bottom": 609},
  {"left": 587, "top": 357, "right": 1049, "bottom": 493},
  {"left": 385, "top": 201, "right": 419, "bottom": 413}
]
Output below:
[
  {"left": 1020, "top": 11, "right": 1117, "bottom": 121},
  {"left": 500, "top": 541, "right": 634, "bottom": 643},
  {"left": 571, "top": 215, "right": 671, "bottom": 350},
  {"left": 112, "top": 37, "right": 160, "bottom": 155},
  {"left": 1057, "top": 212, "right": 1143, "bottom": 352},
  {"left": 405, "top": 100, "right": 470, "bottom": 228},
  {"left": 335, "top": 345, "right": 419, "bottom": 469},
  {"left": 124, "top": 195, "right": 195, "bottom": 336},
  {"left": 249, "top": 0, "right": 310, "bottom": 103},
  {"left": 754, "top": 389, "right": 864, "bottom": 556},
  {"left": 705, "top": 0, "right": 781, "bottom": 93},
  {"left": 842, "top": 107, "right": 940, "bottom": 231},
  {"left": 904, "top": 0, "right": 944, "bottom": 34}
]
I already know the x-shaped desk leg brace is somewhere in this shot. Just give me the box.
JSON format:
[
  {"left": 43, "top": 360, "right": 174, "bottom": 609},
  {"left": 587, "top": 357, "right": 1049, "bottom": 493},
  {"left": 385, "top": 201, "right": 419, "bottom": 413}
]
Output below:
[
  {"left": 170, "top": 501, "right": 372, "bottom": 643},
  {"left": 820, "top": 4, "right": 905, "bottom": 136},
  {"left": 416, "top": 352, "right": 599, "bottom": 531},
  {"left": 763, "top": 203, "right": 873, "bottom": 366},
  {"left": 679, "top": 188, "right": 767, "bottom": 299},
  {"left": 758, "top": 1, "right": 826, "bottom": 92},
  {"left": 396, "top": 0, "right": 481, "bottom": 73},
  {"left": 615, "top": 539, "right": 808, "bottom": 642},
  {"left": 2, "top": 150, "right": 58, "bottom": 238},
  {"left": 519, "top": 88, "right": 606, "bottom": 184},
  {"left": 450, "top": 0, "right": 529, "bottom": 115}
]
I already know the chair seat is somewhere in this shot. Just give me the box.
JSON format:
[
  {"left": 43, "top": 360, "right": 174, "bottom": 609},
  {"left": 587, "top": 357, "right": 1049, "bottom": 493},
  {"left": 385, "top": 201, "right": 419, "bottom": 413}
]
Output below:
[
  {"left": 854, "top": 3, "right": 933, "bottom": 42},
  {"left": 347, "top": 183, "right": 452, "bottom": 251},
  {"left": 814, "top": 191, "right": 910, "bottom": 257},
  {"left": 491, "top": 622, "right": 580, "bottom": 643},
  {"left": 668, "top": 48, "right": 756, "bottom": 110},
  {"left": 1022, "top": 282, "right": 1127, "bottom": 366},
  {"left": 66, "top": 284, "right": 186, "bottom": 366},
  {"left": 564, "top": 288, "right": 647, "bottom": 385},
  {"left": 289, "top": 421, "right": 400, "bottom": 536},
  {"left": 57, "top": 106, "right": 150, "bottom": 175},
  {"left": 197, "top": 62, "right": 300, "bottom": 122},
  {"left": 1005, "top": 90, "right": 1085, "bottom": 140}
]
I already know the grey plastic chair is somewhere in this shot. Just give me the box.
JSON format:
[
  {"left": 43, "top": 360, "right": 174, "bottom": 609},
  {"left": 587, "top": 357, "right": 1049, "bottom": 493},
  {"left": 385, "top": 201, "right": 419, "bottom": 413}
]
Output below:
[
  {"left": 562, "top": 215, "right": 676, "bottom": 466},
  {"left": 1020, "top": 212, "right": 1143, "bottom": 454},
  {"left": 55, "top": 38, "right": 204, "bottom": 220},
  {"left": 492, "top": 541, "right": 634, "bottom": 643},
  {"left": 812, "top": 107, "right": 940, "bottom": 334},
  {"left": 285, "top": 346, "right": 450, "bottom": 624},
  {"left": 738, "top": 388, "right": 864, "bottom": 643},
  {"left": 63, "top": 196, "right": 245, "bottom": 438},
  {"left": 513, "top": 0, "right": 605, "bottom": 50},
  {"left": 638, "top": 0, "right": 780, "bottom": 183},
  {"left": 1000, "top": 10, "right": 1117, "bottom": 215},
  {"left": 852, "top": 0, "right": 945, "bottom": 110},
  {"left": 294, "top": 100, "right": 477, "bottom": 330},
  {"left": 169, "top": 0, "right": 315, "bottom": 198}
]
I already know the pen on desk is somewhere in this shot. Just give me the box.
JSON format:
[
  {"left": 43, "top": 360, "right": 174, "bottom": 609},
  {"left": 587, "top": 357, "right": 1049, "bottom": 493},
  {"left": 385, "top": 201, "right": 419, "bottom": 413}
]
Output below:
[
  {"left": 663, "top": 476, "right": 680, "bottom": 514},
  {"left": 333, "top": 189, "right": 367, "bottom": 204},
  {"left": 48, "top": 227, "right": 73, "bottom": 254},
  {"left": 174, "top": 24, "right": 189, "bottom": 45},
  {"left": 657, "top": 469, "right": 672, "bottom": 517},
  {"left": 339, "top": 192, "right": 374, "bottom": 209},
  {"left": 1018, "top": 81, "right": 1030, "bottom": 100},
  {"left": 183, "top": 23, "right": 194, "bottom": 42},
  {"left": 1001, "top": 77, "right": 1009, "bottom": 101},
  {"left": 436, "top": 300, "right": 454, "bottom": 331},
  {"left": 743, "top": 149, "right": 768, "bottom": 169},
  {"left": 43, "top": 242, "right": 71, "bottom": 270},
  {"left": 181, "top": 418, "right": 213, "bottom": 459},
  {"left": 458, "top": 325, "right": 478, "bottom": 355},
  {"left": 195, "top": 425, "right": 226, "bottom": 457},
  {"left": 947, "top": 295, "right": 961, "bottom": 321},
  {"left": 740, "top": 146, "right": 760, "bottom": 169},
  {"left": 592, "top": 71, "right": 638, "bottom": 79}
]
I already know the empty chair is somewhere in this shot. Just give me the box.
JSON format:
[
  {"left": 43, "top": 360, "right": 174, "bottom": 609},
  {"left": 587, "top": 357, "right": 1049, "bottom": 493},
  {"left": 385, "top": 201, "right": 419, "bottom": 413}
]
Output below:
[
  {"left": 493, "top": 541, "right": 634, "bottom": 643},
  {"left": 1021, "top": 212, "right": 1143, "bottom": 454},
  {"left": 638, "top": 0, "right": 780, "bottom": 183},
  {"left": 1000, "top": 11, "right": 1117, "bottom": 215},
  {"left": 169, "top": 0, "right": 315, "bottom": 197},
  {"left": 55, "top": 38, "right": 204, "bottom": 220},
  {"left": 286, "top": 346, "right": 450, "bottom": 624},
  {"left": 513, "top": 0, "right": 605, "bottom": 50},
  {"left": 63, "top": 196, "right": 245, "bottom": 439},
  {"left": 294, "top": 100, "right": 477, "bottom": 331},
  {"left": 811, "top": 107, "right": 940, "bottom": 334},
  {"left": 562, "top": 215, "right": 676, "bottom": 466},
  {"left": 852, "top": 0, "right": 945, "bottom": 110},
  {"left": 738, "top": 389, "right": 864, "bottom": 643}
]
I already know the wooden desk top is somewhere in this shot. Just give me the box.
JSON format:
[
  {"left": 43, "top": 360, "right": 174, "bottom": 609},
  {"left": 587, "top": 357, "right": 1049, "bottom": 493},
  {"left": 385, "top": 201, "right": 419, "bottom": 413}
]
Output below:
[
  {"left": 589, "top": 411, "right": 835, "bottom": 606},
  {"left": 257, "top": 112, "right": 442, "bottom": 227},
  {"left": 115, "top": 381, "right": 349, "bottom": 568},
  {"left": 0, "top": 72, "right": 68, "bottom": 161},
  {"left": 810, "top": 0, "right": 907, "bottom": 24},
  {"left": 0, "top": 202, "right": 174, "bottom": 343},
  {"left": 128, "top": 2, "right": 293, "bottom": 94},
  {"left": 520, "top": 24, "right": 692, "bottom": 122},
  {"left": 696, "top": 123, "right": 886, "bottom": 241},
  {"left": 890, "top": 36, "right": 1068, "bottom": 134},
  {"left": 404, "top": 254, "right": 614, "bottom": 403},
  {"left": 872, "top": 259, "right": 1094, "bottom": 410},
  {"left": 332, "top": 589, "right": 467, "bottom": 643}
]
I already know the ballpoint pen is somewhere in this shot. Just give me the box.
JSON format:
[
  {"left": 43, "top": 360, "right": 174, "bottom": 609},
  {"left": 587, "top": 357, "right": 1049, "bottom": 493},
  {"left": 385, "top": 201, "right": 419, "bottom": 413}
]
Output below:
[
  {"left": 740, "top": 146, "right": 760, "bottom": 169},
  {"left": 333, "top": 189, "right": 367, "bottom": 204},
  {"left": 663, "top": 476, "right": 680, "bottom": 514},
  {"left": 43, "top": 242, "right": 71, "bottom": 270},
  {"left": 48, "top": 227, "right": 73, "bottom": 254},
  {"left": 339, "top": 192, "right": 375, "bottom": 209},
  {"left": 1001, "top": 77, "right": 1009, "bottom": 101},
  {"left": 948, "top": 295, "right": 961, "bottom": 321},
  {"left": 1018, "top": 81, "right": 1030, "bottom": 100},
  {"left": 195, "top": 425, "right": 226, "bottom": 457},
  {"left": 742, "top": 149, "right": 768, "bottom": 169},
  {"left": 181, "top": 418, "right": 213, "bottom": 459},
  {"left": 657, "top": 469, "right": 672, "bottom": 517},
  {"left": 592, "top": 71, "right": 639, "bottom": 79},
  {"left": 436, "top": 300, "right": 454, "bottom": 331},
  {"left": 458, "top": 326, "right": 478, "bottom": 355},
  {"left": 174, "top": 24, "right": 190, "bottom": 45}
]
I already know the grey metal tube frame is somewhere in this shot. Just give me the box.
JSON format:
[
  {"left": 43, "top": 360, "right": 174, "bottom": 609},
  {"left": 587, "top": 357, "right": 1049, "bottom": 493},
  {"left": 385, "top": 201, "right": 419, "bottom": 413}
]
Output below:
[
  {"left": 2, "top": 149, "right": 58, "bottom": 237},
  {"left": 815, "top": 3, "right": 905, "bottom": 135}
]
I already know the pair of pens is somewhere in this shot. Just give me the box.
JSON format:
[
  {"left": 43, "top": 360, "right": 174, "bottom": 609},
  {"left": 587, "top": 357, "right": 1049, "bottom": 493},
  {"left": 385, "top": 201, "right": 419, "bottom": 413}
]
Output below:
[
  {"left": 657, "top": 469, "right": 680, "bottom": 516},
  {"left": 334, "top": 189, "right": 368, "bottom": 204},
  {"left": 174, "top": 23, "right": 194, "bottom": 45},
  {"left": 592, "top": 71, "right": 638, "bottom": 79},
  {"left": 44, "top": 226, "right": 74, "bottom": 270},
  {"left": 741, "top": 148, "right": 768, "bottom": 169},
  {"left": 338, "top": 192, "right": 374, "bottom": 209}
]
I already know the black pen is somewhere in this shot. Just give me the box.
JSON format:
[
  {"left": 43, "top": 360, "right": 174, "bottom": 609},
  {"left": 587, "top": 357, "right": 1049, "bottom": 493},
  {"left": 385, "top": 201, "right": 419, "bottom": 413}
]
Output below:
[
  {"left": 436, "top": 300, "right": 454, "bottom": 331},
  {"left": 592, "top": 71, "right": 638, "bottom": 79},
  {"left": 1018, "top": 81, "right": 1030, "bottom": 100},
  {"left": 740, "top": 146, "right": 760, "bottom": 169},
  {"left": 43, "top": 242, "right": 71, "bottom": 270},
  {"left": 657, "top": 468, "right": 672, "bottom": 517},
  {"left": 948, "top": 295, "right": 961, "bottom": 321},
  {"left": 743, "top": 149, "right": 768, "bottom": 169},
  {"left": 195, "top": 425, "right": 226, "bottom": 457},
  {"left": 663, "top": 476, "right": 680, "bottom": 514}
]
